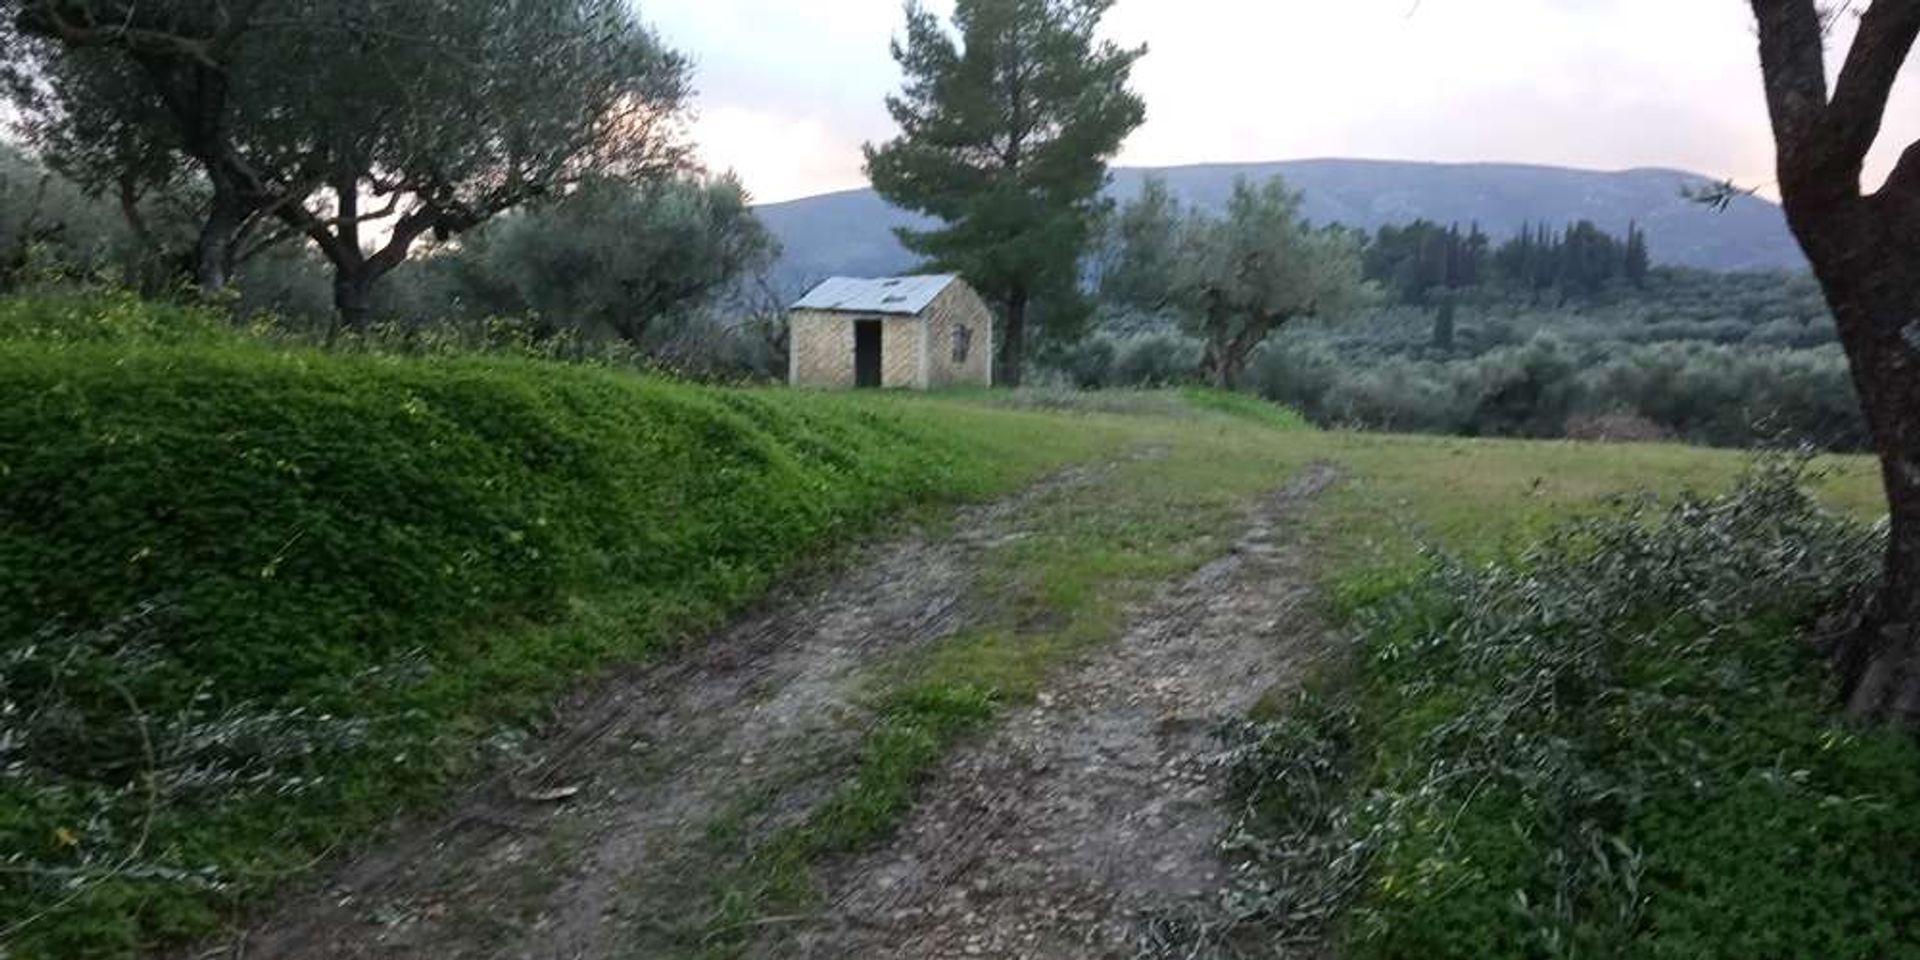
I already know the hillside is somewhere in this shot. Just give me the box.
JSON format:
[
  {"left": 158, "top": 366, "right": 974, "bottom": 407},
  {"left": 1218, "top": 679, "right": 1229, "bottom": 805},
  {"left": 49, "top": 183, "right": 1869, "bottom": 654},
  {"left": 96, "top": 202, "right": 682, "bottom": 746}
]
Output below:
[{"left": 757, "top": 158, "right": 1802, "bottom": 295}]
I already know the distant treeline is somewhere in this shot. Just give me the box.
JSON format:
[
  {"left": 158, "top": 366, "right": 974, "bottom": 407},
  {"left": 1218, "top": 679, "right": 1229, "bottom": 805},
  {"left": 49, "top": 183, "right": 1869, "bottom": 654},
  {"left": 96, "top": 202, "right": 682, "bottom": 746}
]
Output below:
[
  {"left": 1364, "top": 218, "right": 1652, "bottom": 306},
  {"left": 1063, "top": 215, "right": 1858, "bottom": 451}
]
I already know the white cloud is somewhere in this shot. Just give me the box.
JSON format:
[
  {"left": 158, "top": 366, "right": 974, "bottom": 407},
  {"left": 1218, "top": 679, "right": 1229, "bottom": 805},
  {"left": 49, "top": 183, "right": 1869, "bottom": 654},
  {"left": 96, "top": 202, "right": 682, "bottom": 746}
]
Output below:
[
  {"left": 646, "top": 0, "right": 1920, "bottom": 201},
  {"left": 691, "top": 106, "right": 870, "bottom": 202},
  {"left": 1102, "top": 0, "right": 1778, "bottom": 183}
]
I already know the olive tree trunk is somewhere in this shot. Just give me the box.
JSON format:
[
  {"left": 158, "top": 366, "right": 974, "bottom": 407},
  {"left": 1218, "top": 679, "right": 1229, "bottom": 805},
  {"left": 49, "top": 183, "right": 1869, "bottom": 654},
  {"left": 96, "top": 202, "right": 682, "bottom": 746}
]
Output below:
[
  {"left": 1811, "top": 239, "right": 1920, "bottom": 722},
  {"left": 1203, "top": 337, "right": 1249, "bottom": 390},
  {"left": 1751, "top": 0, "right": 1920, "bottom": 722},
  {"left": 332, "top": 267, "right": 376, "bottom": 335},
  {"left": 192, "top": 186, "right": 248, "bottom": 293}
]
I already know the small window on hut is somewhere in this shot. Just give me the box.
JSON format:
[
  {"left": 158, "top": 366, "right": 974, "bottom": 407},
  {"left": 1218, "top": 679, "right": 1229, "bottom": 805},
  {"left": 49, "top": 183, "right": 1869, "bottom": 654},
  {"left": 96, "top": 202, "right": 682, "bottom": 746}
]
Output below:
[{"left": 952, "top": 325, "right": 973, "bottom": 364}]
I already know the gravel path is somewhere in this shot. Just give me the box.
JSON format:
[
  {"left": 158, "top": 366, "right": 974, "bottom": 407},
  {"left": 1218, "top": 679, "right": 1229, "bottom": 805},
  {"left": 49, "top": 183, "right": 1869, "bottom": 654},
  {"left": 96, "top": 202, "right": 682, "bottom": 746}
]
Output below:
[{"left": 772, "top": 464, "right": 1338, "bottom": 960}]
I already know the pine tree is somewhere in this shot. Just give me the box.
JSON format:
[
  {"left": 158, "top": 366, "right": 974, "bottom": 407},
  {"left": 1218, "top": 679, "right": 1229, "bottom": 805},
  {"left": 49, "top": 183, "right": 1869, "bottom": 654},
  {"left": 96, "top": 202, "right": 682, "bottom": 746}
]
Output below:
[{"left": 865, "top": 0, "right": 1146, "bottom": 386}]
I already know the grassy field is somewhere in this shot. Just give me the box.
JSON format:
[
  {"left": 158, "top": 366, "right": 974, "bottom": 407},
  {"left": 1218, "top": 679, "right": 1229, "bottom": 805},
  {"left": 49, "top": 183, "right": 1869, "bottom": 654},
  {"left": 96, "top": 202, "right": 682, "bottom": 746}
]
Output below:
[
  {"left": 629, "top": 393, "right": 1886, "bottom": 958},
  {"left": 1200, "top": 427, "right": 1910, "bottom": 957},
  {"left": 0, "top": 292, "right": 1892, "bottom": 958}
]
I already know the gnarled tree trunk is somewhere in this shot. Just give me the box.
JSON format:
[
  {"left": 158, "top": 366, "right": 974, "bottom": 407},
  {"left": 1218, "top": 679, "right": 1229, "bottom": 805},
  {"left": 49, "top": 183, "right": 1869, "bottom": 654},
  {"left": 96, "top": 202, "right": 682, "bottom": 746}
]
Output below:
[
  {"left": 193, "top": 181, "right": 248, "bottom": 293},
  {"left": 1202, "top": 331, "right": 1254, "bottom": 390},
  {"left": 1806, "top": 219, "right": 1920, "bottom": 722},
  {"left": 332, "top": 266, "right": 376, "bottom": 335},
  {"left": 1751, "top": 0, "right": 1920, "bottom": 723}
]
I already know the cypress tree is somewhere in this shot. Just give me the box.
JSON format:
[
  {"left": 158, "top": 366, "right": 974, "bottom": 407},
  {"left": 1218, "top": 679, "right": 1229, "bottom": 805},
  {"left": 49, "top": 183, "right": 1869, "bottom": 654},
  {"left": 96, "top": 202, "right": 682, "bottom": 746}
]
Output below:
[{"left": 1625, "top": 221, "right": 1651, "bottom": 287}]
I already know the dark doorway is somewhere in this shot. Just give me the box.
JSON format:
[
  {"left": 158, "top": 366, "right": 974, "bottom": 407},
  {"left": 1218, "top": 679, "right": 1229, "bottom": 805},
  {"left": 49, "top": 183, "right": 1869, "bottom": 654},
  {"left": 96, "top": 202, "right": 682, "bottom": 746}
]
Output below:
[{"left": 854, "top": 320, "right": 884, "bottom": 388}]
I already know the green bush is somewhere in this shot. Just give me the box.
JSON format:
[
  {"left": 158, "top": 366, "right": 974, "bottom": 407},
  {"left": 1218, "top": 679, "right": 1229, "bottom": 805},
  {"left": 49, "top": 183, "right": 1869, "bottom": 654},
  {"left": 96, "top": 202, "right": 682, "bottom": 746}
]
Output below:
[
  {"left": 1249, "top": 333, "right": 1866, "bottom": 450},
  {"left": 1050, "top": 334, "right": 1120, "bottom": 388},
  {"left": 0, "top": 288, "right": 225, "bottom": 344},
  {"left": 0, "top": 295, "right": 1100, "bottom": 958},
  {"left": 1225, "top": 460, "right": 1920, "bottom": 959},
  {"left": 1041, "top": 331, "right": 1203, "bottom": 389}
]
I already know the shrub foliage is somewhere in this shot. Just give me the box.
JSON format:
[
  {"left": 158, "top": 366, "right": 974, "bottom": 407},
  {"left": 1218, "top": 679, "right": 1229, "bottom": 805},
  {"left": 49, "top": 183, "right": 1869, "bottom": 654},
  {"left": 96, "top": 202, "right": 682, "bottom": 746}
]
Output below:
[
  {"left": 1064, "top": 267, "right": 1864, "bottom": 451},
  {"left": 1223, "top": 460, "right": 1920, "bottom": 959}
]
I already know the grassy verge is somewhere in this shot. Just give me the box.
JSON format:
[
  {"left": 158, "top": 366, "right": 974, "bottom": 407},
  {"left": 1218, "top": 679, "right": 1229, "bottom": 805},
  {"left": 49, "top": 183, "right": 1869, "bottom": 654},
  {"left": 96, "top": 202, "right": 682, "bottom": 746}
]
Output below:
[
  {"left": 1224, "top": 459, "right": 1920, "bottom": 959},
  {"left": 0, "top": 295, "right": 1153, "bottom": 960}
]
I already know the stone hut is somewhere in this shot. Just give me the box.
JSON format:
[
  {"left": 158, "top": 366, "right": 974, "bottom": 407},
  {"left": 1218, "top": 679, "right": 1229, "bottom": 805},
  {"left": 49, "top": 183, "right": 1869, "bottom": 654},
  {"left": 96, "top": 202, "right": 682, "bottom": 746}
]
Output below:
[{"left": 788, "top": 275, "right": 994, "bottom": 389}]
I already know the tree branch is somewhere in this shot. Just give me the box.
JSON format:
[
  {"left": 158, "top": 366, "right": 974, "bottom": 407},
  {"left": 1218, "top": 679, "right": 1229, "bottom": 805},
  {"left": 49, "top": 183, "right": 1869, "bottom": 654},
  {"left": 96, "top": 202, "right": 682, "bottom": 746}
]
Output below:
[
  {"left": 366, "top": 206, "right": 438, "bottom": 277},
  {"left": 17, "top": 2, "right": 218, "bottom": 66},
  {"left": 1830, "top": 0, "right": 1920, "bottom": 170},
  {"left": 1751, "top": 0, "right": 1833, "bottom": 161},
  {"left": 232, "top": 221, "right": 302, "bottom": 266},
  {"left": 274, "top": 199, "right": 348, "bottom": 268},
  {"left": 1878, "top": 139, "right": 1920, "bottom": 209}
]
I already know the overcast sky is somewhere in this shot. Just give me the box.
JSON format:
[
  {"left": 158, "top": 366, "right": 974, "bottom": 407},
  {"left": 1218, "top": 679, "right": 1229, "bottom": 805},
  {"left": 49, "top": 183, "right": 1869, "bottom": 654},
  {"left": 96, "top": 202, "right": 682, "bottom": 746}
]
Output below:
[{"left": 646, "top": 0, "right": 1920, "bottom": 204}]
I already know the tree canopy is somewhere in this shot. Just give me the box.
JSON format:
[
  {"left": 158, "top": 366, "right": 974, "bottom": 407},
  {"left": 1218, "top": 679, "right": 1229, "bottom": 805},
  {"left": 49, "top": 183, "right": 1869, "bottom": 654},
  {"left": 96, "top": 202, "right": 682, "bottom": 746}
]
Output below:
[
  {"left": 865, "top": 0, "right": 1146, "bottom": 386},
  {"left": 431, "top": 175, "right": 776, "bottom": 347},
  {"left": 3, "top": 0, "right": 694, "bottom": 327},
  {"left": 1100, "top": 175, "right": 1368, "bottom": 389}
]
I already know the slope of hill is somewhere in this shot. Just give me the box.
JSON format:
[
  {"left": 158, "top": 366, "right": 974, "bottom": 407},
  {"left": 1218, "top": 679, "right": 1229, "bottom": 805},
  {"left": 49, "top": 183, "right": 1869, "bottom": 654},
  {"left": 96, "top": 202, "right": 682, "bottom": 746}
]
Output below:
[{"left": 756, "top": 159, "right": 1802, "bottom": 296}]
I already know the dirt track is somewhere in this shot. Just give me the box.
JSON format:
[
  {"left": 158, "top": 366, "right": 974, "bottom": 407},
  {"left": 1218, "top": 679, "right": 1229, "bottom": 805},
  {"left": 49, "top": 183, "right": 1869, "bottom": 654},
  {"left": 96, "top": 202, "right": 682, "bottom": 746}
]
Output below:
[
  {"left": 214, "top": 459, "right": 1333, "bottom": 960},
  {"left": 773, "top": 465, "right": 1336, "bottom": 960}
]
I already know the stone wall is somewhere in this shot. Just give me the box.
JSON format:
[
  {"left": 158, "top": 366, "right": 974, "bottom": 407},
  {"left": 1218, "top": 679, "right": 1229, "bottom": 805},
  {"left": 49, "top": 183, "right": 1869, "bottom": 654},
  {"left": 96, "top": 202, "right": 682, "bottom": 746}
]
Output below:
[
  {"left": 788, "top": 279, "right": 994, "bottom": 390},
  {"left": 921, "top": 283, "right": 994, "bottom": 388},
  {"left": 789, "top": 310, "right": 855, "bottom": 388},
  {"left": 790, "top": 311, "right": 925, "bottom": 389},
  {"left": 881, "top": 316, "right": 921, "bottom": 388}
]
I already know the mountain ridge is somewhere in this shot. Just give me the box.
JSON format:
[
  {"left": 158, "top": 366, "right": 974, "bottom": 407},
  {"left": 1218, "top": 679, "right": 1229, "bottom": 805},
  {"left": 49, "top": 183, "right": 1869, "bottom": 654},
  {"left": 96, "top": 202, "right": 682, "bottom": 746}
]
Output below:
[{"left": 755, "top": 158, "right": 1803, "bottom": 296}]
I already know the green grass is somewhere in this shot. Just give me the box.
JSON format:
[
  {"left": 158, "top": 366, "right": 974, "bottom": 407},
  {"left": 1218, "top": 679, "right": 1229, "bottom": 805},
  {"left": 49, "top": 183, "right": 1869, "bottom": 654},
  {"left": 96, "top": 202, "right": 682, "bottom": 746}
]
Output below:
[
  {"left": 0, "top": 296, "right": 1155, "bottom": 960},
  {"left": 1282, "top": 431, "right": 1878, "bottom": 570},
  {"left": 1179, "top": 386, "right": 1314, "bottom": 429},
  {"left": 0, "top": 290, "right": 1893, "bottom": 959},
  {"left": 1225, "top": 460, "right": 1918, "bottom": 959}
]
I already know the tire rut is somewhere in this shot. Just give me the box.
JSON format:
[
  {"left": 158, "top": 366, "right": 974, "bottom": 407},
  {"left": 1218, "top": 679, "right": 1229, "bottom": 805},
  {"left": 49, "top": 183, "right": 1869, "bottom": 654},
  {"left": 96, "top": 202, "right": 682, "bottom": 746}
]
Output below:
[
  {"left": 771, "top": 463, "right": 1340, "bottom": 960},
  {"left": 215, "top": 460, "right": 1124, "bottom": 960}
]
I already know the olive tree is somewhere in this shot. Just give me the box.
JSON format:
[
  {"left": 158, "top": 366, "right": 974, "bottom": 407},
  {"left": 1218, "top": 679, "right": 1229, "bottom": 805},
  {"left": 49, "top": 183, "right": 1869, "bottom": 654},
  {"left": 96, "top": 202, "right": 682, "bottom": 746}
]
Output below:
[
  {"left": 4, "top": 0, "right": 692, "bottom": 328},
  {"left": 1749, "top": 0, "right": 1920, "bottom": 722},
  {"left": 1184, "top": 180, "right": 1366, "bottom": 389},
  {"left": 270, "top": 0, "right": 692, "bottom": 330},
  {"left": 1100, "top": 175, "right": 1368, "bottom": 389},
  {"left": 436, "top": 175, "right": 776, "bottom": 346},
  {"left": 3, "top": 1, "right": 291, "bottom": 291}
]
